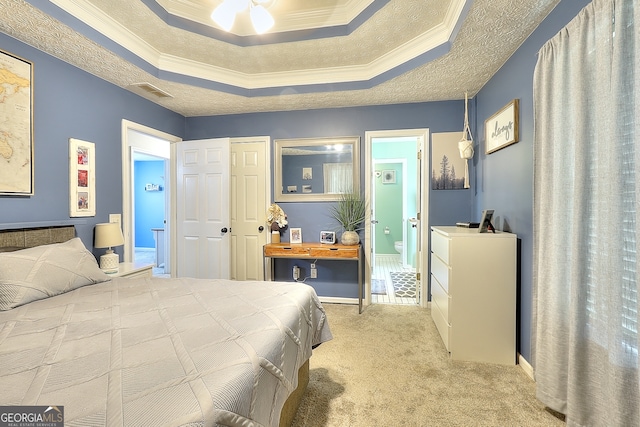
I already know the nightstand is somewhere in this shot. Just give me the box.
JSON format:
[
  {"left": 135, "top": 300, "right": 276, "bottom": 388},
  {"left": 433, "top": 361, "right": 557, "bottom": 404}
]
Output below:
[{"left": 109, "top": 262, "right": 153, "bottom": 278}]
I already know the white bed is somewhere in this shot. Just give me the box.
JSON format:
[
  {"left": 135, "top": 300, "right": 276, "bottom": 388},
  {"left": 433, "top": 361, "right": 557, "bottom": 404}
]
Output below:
[{"left": 0, "top": 227, "right": 332, "bottom": 426}]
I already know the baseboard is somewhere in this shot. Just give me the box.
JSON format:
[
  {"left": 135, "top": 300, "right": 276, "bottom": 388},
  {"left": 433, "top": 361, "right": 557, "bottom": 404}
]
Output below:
[
  {"left": 518, "top": 353, "right": 534, "bottom": 380},
  {"left": 318, "top": 296, "right": 358, "bottom": 305}
]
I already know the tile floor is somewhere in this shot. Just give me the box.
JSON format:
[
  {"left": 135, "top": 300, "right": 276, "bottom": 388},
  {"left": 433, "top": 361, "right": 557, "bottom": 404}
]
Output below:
[{"left": 371, "top": 254, "right": 417, "bottom": 305}]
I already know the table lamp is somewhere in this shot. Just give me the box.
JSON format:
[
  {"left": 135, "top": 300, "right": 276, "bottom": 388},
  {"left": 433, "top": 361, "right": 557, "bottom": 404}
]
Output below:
[{"left": 94, "top": 222, "right": 125, "bottom": 274}]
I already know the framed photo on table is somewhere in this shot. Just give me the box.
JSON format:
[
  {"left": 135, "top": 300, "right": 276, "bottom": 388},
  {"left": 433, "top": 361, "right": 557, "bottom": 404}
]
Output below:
[
  {"left": 320, "top": 231, "right": 336, "bottom": 244},
  {"left": 69, "top": 138, "right": 96, "bottom": 217},
  {"left": 290, "top": 228, "right": 302, "bottom": 244}
]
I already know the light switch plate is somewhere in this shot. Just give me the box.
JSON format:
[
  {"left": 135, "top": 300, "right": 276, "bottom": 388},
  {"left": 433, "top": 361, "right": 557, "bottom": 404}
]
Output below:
[{"left": 109, "top": 213, "right": 121, "bottom": 227}]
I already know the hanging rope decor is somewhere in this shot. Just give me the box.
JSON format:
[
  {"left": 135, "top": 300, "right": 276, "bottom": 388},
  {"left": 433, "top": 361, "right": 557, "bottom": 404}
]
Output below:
[{"left": 458, "top": 92, "right": 474, "bottom": 189}]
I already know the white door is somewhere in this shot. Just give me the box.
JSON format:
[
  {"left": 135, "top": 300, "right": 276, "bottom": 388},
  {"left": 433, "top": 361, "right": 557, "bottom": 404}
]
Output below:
[
  {"left": 176, "top": 138, "right": 230, "bottom": 279},
  {"left": 230, "top": 138, "right": 269, "bottom": 280},
  {"left": 414, "top": 139, "right": 425, "bottom": 304}
]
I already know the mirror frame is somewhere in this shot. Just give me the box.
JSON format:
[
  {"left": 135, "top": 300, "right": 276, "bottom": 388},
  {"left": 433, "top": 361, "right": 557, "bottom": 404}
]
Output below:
[{"left": 274, "top": 136, "right": 360, "bottom": 202}]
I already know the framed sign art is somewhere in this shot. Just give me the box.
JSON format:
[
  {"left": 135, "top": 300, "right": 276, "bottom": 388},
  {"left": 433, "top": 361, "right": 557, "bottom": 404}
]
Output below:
[
  {"left": 485, "top": 99, "right": 519, "bottom": 154},
  {"left": 69, "top": 138, "right": 96, "bottom": 217}
]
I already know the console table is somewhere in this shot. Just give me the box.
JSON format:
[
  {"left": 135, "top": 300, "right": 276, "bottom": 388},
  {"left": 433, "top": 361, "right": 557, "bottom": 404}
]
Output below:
[{"left": 263, "top": 243, "right": 363, "bottom": 313}]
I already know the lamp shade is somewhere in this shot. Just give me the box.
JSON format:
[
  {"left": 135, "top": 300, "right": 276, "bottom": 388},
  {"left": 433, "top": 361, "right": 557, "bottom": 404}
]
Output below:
[{"left": 94, "top": 222, "right": 124, "bottom": 249}]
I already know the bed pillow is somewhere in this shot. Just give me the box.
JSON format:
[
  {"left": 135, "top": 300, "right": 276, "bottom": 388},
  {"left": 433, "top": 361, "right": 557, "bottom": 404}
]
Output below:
[{"left": 0, "top": 237, "right": 111, "bottom": 310}]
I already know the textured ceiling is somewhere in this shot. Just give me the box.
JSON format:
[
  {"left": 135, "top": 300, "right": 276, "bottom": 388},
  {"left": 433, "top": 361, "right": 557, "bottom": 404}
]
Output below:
[{"left": 0, "top": 0, "right": 560, "bottom": 117}]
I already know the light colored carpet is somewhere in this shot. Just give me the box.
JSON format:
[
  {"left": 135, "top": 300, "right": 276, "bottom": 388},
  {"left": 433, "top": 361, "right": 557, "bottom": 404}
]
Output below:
[{"left": 291, "top": 303, "right": 564, "bottom": 427}]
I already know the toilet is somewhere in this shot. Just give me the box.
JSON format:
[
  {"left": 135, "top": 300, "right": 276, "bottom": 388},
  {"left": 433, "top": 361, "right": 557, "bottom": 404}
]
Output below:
[{"left": 394, "top": 241, "right": 403, "bottom": 254}]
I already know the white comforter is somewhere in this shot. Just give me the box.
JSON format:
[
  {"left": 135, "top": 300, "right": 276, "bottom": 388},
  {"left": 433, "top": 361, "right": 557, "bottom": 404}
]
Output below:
[{"left": 0, "top": 277, "right": 332, "bottom": 426}]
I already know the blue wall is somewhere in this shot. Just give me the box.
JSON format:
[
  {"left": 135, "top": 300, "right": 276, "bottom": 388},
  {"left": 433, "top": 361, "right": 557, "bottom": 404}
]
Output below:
[
  {"left": 134, "top": 160, "right": 165, "bottom": 248},
  {"left": 185, "top": 103, "right": 470, "bottom": 298},
  {"left": 474, "top": 0, "right": 592, "bottom": 362},
  {"left": 186, "top": 102, "right": 472, "bottom": 237},
  {"left": 0, "top": 33, "right": 185, "bottom": 254}
]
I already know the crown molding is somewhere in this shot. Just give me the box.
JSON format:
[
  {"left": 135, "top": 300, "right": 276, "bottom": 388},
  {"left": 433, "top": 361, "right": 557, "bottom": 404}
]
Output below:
[
  {"left": 155, "top": 0, "right": 374, "bottom": 35},
  {"left": 49, "top": 0, "right": 469, "bottom": 93}
]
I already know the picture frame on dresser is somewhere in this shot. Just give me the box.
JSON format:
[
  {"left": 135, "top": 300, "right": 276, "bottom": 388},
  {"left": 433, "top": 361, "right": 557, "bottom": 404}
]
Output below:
[{"left": 478, "top": 209, "right": 495, "bottom": 233}]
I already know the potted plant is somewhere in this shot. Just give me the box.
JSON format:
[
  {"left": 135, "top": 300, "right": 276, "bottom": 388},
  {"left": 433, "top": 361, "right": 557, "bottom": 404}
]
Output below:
[{"left": 330, "top": 192, "right": 367, "bottom": 245}]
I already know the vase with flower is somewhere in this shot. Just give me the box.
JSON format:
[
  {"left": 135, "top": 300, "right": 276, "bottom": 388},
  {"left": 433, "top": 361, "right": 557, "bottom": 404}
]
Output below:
[{"left": 266, "top": 203, "right": 288, "bottom": 243}]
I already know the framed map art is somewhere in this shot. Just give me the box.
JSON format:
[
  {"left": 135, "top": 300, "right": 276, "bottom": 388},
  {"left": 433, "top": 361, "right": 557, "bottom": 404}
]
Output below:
[
  {"left": 69, "top": 138, "right": 96, "bottom": 217},
  {"left": 0, "top": 49, "right": 34, "bottom": 195}
]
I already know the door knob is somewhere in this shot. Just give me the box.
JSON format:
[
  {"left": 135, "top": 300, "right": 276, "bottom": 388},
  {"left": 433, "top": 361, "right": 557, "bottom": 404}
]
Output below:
[
  {"left": 221, "top": 227, "right": 228, "bottom": 234},
  {"left": 258, "top": 226, "right": 264, "bottom": 232}
]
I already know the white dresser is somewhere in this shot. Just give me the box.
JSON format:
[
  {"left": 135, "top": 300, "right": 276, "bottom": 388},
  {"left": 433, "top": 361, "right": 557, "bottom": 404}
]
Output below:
[{"left": 430, "top": 226, "right": 517, "bottom": 365}]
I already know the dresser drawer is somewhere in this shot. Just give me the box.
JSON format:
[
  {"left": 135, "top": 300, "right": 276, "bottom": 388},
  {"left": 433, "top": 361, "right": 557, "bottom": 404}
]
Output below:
[
  {"left": 430, "top": 252, "right": 450, "bottom": 293},
  {"left": 431, "top": 273, "right": 450, "bottom": 324},
  {"left": 431, "top": 229, "right": 450, "bottom": 264},
  {"left": 431, "top": 300, "right": 451, "bottom": 351}
]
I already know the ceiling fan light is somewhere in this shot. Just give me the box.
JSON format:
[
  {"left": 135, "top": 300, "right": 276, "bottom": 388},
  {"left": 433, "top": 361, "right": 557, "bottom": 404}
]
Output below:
[
  {"left": 211, "top": 1, "right": 237, "bottom": 32},
  {"left": 233, "top": 0, "right": 251, "bottom": 13},
  {"left": 250, "top": 4, "right": 274, "bottom": 34}
]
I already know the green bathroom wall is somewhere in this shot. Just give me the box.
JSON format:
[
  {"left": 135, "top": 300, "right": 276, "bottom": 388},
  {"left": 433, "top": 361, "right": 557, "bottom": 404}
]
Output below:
[
  {"left": 372, "top": 140, "right": 418, "bottom": 267},
  {"left": 375, "top": 162, "right": 403, "bottom": 254}
]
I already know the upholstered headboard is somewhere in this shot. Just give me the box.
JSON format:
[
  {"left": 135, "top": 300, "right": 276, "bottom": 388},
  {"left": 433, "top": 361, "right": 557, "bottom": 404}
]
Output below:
[{"left": 0, "top": 225, "right": 76, "bottom": 251}]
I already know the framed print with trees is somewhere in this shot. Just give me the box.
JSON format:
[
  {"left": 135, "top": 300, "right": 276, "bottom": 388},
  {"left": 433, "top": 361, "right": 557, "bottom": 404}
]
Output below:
[{"left": 431, "top": 131, "right": 467, "bottom": 190}]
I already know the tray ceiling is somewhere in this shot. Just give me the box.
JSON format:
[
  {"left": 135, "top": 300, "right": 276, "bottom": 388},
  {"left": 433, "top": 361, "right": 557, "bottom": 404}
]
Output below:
[{"left": 0, "top": 0, "right": 560, "bottom": 117}]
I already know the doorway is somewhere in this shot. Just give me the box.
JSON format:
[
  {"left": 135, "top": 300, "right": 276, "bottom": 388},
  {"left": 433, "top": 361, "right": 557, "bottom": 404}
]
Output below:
[
  {"left": 121, "top": 122, "right": 270, "bottom": 280},
  {"left": 132, "top": 151, "right": 169, "bottom": 276},
  {"left": 364, "top": 129, "right": 429, "bottom": 308},
  {"left": 121, "top": 120, "right": 180, "bottom": 276}
]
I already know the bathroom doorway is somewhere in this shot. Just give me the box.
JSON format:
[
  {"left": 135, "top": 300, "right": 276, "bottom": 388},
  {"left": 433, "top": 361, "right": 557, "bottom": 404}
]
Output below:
[
  {"left": 372, "top": 157, "right": 415, "bottom": 304},
  {"left": 121, "top": 120, "right": 179, "bottom": 278},
  {"left": 365, "top": 130, "right": 428, "bottom": 307},
  {"left": 132, "top": 151, "right": 169, "bottom": 277}
]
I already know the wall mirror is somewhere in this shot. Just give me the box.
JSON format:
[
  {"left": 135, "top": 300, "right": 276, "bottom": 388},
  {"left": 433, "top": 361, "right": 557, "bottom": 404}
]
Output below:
[{"left": 274, "top": 136, "right": 360, "bottom": 202}]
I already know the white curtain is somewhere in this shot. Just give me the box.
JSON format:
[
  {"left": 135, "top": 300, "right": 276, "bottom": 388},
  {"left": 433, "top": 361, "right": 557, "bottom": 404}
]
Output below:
[
  {"left": 532, "top": 0, "right": 640, "bottom": 425},
  {"left": 323, "top": 163, "right": 352, "bottom": 193}
]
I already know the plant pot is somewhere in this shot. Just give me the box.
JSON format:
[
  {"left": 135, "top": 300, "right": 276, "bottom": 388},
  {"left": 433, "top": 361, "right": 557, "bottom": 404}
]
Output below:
[
  {"left": 271, "top": 231, "right": 280, "bottom": 243},
  {"left": 340, "top": 230, "right": 359, "bottom": 245}
]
